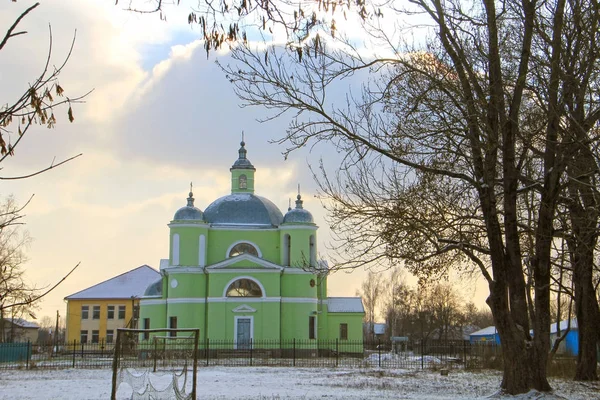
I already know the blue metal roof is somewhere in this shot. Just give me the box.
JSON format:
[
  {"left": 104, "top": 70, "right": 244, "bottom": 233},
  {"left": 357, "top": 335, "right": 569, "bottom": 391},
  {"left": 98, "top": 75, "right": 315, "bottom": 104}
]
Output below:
[{"left": 204, "top": 193, "right": 284, "bottom": 226}]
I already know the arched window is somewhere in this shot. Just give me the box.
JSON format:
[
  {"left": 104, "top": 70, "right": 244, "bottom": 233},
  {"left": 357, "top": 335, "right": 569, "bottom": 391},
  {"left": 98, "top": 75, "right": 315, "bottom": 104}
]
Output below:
[
  {"left": 309, "top": 235, "right": 316, "bottom": 267},
  {"left": 239, "top": 174, "right": 247, "bottom": 189},
  {"left": 283, "top": 234, "right": 291, "bottom": 266},
  {"left": 226, "top": 279, "right": 263, "bottom": 297},
  {"left": 229, "top": 242, "right": 259, "bottom": 257},
  {"left": 172, "top": 234, "right": 180, "bottom": 265}
]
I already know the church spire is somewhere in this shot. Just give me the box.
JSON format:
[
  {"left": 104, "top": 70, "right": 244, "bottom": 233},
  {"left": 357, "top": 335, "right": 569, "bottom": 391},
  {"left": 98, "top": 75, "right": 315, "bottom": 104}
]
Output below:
[{"left": 230, "top": 134, "right": 255, "bottom": 193}]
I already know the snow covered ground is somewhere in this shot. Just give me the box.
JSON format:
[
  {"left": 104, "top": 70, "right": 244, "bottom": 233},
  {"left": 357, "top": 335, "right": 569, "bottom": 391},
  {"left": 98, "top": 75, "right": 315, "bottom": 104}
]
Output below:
[{"left": 0, "top": 367, "right": 598, "bottom": 399}]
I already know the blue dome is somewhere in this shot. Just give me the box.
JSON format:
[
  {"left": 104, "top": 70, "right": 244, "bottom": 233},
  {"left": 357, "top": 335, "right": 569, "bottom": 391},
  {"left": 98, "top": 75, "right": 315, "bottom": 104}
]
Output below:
[
  {"left": 282, "top": 193, "right": 314, "bottom": 224},
  {"left": 283, "top": 208, "right": 314, "bottom": 224},
  {"left": 173, "top": 191, "right": 204, "bottom": 221},
  {"left": 144, "top": 278, "right": 162, "bottom": 296},
  {"left": 204, "top": 193, "right": 284, "bottom": 226}
]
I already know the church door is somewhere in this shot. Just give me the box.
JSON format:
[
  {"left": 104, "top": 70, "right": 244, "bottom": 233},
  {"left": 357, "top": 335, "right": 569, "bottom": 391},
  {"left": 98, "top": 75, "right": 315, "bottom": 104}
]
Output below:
[{"left": 235, "top": 317, "right": 252, "bottom": 349}]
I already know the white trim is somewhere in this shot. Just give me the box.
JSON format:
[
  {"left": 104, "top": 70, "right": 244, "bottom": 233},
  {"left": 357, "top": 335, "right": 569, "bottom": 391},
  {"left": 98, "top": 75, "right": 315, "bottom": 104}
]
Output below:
[
  {"left": 168, "top": 222, "right": 208, "bottom": 228},
  {"left": 209, "top": 269, "right": 281, "bottom": 274},
  {"left": 280, "top": 225, "right": 318, "bottom": 231},
  {"left": 210, "top": 225, "right": 278, "bottom": 231},
  {"left": 226, "top": 240, "right": 263, "bottom": 259},
  {"left": 234, "top": 316, "right": 254, "bottom": 349},
  {"left": 223, "top": 276, "right": 266, "bottom": 298},
  {"left": 281, "top": 297, "right": 318, "bottom": 304},
  {"left": 172, "top": 234, "right": 180, "bottom": 265},
  {"left": 168, "top": 298, "right": 206, "bottom": 304},
  {"left": 208, "top": 297, "right": 281, "bottom": 303},
  {"left": 232, "top": 304, "right": 257, "bottom": 313},
  {"left": 207, "top": 253, "right": 283, "bottom": 271},
  {"left": 199, "top": 235, "right": 206, "bottom": 267},
  {"left": 140, "top": 299, "right": 166, "bottom": 306},
  {"left": 163, "top": 267, "right": 204, "bottom": 274},
  {"left": 141, "top": 296, "right": 318, "bottom": 306}
]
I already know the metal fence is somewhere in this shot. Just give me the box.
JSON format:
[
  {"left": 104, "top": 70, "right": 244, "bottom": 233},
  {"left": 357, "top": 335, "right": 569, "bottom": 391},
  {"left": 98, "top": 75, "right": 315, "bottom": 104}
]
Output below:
[{"left": 0, "top": 338, "right": 503, "bottom": 371}]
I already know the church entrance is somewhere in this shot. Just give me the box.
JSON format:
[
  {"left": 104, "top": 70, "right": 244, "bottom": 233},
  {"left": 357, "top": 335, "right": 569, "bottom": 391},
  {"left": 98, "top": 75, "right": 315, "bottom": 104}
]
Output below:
[{"left": 235, "top": 316, "right": 252, "bottom": 349}]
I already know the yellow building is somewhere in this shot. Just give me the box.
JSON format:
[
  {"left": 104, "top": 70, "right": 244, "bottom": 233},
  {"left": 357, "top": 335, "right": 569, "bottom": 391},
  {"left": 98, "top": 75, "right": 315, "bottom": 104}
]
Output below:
[{"left": 64, "top": 265, "right": 160, "bottom": 344}]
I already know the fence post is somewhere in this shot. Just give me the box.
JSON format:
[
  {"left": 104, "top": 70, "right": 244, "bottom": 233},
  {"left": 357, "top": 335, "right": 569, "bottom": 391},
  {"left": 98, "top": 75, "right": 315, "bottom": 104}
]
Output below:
[
  {"left": 153, "top": 338, "right": 158, "bottom": 373},
  {"left": 293, "top": 338, "right": 296, "bottom": 367},
  {"left": 463, "top": 340, "right": 467, "bottom": 369},
  {"left": 335, "top": 338, "right": 339, "bottom": 367},
  {"left": 205, "top": 338, "right": 209, "bottom": 366},
  {"left": 81, "top": 342, "right": 84, "bottom": 358},
  {"left": 72, "top": 340, "right": 76, "bottom": 368},
  {"left": 378, "top": 338, "right": 381, "bottom": 368},
  {"left": 421, "top": 340, "right": 424, "bottom": 369},
  {"left": 26, "top": 340, "right": 30, "bottom": 370}
]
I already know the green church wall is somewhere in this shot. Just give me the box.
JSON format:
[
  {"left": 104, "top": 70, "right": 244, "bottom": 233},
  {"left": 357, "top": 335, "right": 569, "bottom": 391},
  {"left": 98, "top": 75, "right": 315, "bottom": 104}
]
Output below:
[
  {"left": 206, "top": 272, "right": 280, "bottom": 298},
  {"left": 206, "top": 230, "right": 281, "bottom": 265},
  {"left": 165, "top": 272, "right": 207, "bottom": 298},
  {"left": 169, "top": 225, "right": 208, "bottom": 266},
  {"left": 231, "top": 169, "right": 255, "bottom": 193},
  {"left": 280, "top": 273, "right": 318, "bottom": 298}
]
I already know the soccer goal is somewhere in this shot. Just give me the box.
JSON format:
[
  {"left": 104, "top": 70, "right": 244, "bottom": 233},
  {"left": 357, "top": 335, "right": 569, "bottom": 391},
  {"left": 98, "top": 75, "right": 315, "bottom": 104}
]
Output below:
[{"left": 111, "top": 328, "right": 199, "bottom": 400}]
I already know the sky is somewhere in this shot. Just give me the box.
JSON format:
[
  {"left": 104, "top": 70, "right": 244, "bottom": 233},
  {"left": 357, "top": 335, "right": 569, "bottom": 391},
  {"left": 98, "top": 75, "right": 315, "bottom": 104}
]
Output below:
[{"left": 0, "top": 0, "right": 489, "bottom": 324}]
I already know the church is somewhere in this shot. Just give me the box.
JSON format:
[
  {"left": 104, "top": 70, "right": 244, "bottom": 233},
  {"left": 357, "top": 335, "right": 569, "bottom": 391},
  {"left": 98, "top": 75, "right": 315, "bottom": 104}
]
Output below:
[{"left": 139, "top": 141, "right": 364, "bottom": 346}]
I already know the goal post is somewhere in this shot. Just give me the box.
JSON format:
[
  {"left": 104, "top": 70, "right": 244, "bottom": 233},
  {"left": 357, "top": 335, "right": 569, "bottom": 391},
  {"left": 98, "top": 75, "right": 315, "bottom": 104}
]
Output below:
[{"left": 111, "top": 328, "right": 199, "bottom": 400}]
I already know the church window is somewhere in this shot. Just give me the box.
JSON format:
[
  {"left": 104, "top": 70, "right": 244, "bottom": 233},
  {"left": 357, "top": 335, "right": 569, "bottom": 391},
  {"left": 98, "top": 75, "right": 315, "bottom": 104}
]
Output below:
[
  {"left": 229, "top": 242, "right": 259, "bottom": 257},
  {"left": 283, "top": 234, "right": 291, "bottom": 266},
  {"left": 169, "top": 316, "right": 178, "bottom": 337},
  {"left": 226, "top": 279, "right": 262, "bottom": 297},
  {"left": 172, "top": 234, "right": 180, "bottom": 265},
  {"left": 340, "top": 323, "right": 348, "bottom": 340},
  {"left": 239, "top": 174, "right": 247, "bottom": 189},
  {"left": 309, "top": 235, "right": 316, "bottom": 267},
  {"left": 309, "top": 316, "right": 316, "bottom": 339}
]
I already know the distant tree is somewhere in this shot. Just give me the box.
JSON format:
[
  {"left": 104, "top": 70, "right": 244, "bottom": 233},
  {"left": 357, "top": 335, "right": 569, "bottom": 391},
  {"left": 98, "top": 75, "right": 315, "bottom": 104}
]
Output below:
[{"left": 356, "top": 271, "right": 383, "bottom": 341}]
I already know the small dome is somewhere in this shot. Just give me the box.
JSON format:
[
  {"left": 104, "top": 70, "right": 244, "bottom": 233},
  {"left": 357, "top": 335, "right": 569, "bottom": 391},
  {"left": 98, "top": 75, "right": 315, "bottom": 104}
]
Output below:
[
  {"left": 144, "top": 278, "right": 162, "bottom": 297},
  {"left": 231, "top": 141, "right": 256, "bottom": 171},
  {"left": 204, "top": 193, "right": 284, "bottom": 226},
  {"left": 173, "top": 190, "right": 203, "bottom": 221},
  {"left": 283, "top": 193, "right": 314, "bottom": 224}
]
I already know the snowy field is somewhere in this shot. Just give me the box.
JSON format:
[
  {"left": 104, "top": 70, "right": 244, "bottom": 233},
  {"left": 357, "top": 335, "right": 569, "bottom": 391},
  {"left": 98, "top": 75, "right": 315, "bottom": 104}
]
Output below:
[{"left": 1, "top": 367, "right": 599, "bottom": 399}]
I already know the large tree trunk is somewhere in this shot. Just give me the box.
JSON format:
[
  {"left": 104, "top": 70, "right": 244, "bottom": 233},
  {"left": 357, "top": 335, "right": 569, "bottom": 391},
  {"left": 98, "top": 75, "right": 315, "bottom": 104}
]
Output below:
[{"left": 566, "top": 130, "right": 600, "bottom": 381}]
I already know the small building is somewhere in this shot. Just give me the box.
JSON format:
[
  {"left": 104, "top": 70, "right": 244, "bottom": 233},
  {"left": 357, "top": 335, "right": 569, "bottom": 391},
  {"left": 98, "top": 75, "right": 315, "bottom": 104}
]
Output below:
[
  {"left": 0, "top": 318, "right": 39, "bottom": 343},
  {"left": 64, "top": 265, "right": 160, "bottom": 344},
  {"left": 550, "top": 319, "right": 578, "bottom": 356},
  {"left": 469, "top": 326, "right": 500, "bottom": 344}
]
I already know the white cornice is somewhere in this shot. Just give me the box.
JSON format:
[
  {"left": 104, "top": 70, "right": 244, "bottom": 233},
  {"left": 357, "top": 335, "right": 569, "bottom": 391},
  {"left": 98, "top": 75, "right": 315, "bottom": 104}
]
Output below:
[
  {"left": 281, "top": 297, "right": 318, "bottom": 304},
  {"left": 140, "top": 297, "right": 320, "bottom": 306},
  {"left": 232, "top": 304, "right": 257, "bottom": 313},
  {"left": 168, "top": 223, "right": 209, "bottom": 228},
  {"left": 207, "top": 253, "right": 283, "bottom": 270},
  {"left": 209, "top": 225, "right": 278, "bottom": 231},
  {"left": 279, "top": 225, "right": 319, "bottom": 231}
]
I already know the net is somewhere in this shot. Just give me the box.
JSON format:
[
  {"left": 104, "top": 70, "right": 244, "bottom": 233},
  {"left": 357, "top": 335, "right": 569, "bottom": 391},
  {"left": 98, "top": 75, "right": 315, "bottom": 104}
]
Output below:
[{"left": 111, "top": 328, "right": 199, "bottom": 400}]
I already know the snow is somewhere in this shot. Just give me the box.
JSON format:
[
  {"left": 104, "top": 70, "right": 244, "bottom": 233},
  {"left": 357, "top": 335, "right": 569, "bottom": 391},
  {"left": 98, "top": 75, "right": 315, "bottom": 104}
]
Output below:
[
  {"left": 65, "top": 265, "right": 160, "bottom": 299},
  {"left": 0, "top": 367, "right": 597, "bottom": 400},
  {"left": 471, "top": 326, "right": 498, "bottom": 336},
  {"left": 327, "top": 297, "right": 365, "bottom": 313}
]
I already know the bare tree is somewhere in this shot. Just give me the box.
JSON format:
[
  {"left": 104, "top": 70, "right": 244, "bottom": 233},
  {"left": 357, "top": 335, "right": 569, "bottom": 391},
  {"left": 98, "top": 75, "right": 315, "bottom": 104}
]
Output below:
[
  {"left": 0, "top": 2, "right": 84, "bottom": 328},
  {"left": 356, "top": 271, "right": 382, "bottom": 341},
  {"left": 121, "top": 0, "right": 600, "bottom": 392}
]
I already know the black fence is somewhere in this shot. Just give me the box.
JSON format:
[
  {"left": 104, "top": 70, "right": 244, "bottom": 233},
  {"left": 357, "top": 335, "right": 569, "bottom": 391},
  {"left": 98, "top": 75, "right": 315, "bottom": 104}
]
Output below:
[{"left": 0, "top": 338, "right": 503, "bottom": 371}]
